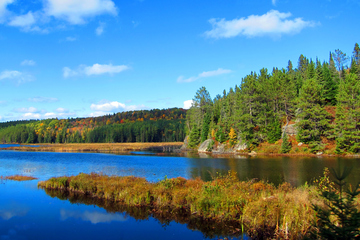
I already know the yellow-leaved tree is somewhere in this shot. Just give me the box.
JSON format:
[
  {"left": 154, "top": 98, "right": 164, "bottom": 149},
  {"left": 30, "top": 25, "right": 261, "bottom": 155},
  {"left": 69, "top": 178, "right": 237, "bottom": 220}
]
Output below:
[{"left": 229, "top": 128, "right": 237, "bottom": 146}]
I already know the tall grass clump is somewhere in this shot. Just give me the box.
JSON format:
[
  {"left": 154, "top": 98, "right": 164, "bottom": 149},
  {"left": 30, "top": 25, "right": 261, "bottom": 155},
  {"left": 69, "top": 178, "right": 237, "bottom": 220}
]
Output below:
[{"left": 39, "top": 171, "right": 325, "bottom": 239}]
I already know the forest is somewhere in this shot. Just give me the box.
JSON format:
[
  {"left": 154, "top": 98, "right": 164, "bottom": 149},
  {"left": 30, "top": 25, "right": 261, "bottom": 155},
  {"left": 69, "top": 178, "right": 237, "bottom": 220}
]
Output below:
[
  {"left": 186, "top": 43, "right": 360, "bottom": 154},
  {"left": 0, "top": 108, "right": 186, "bottom": 143}
]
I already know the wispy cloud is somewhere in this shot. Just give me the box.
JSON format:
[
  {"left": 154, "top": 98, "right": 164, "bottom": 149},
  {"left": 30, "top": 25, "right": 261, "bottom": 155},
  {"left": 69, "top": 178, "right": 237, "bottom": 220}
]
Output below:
[
  {"left": 205, "top": 10, "right": 317, "bottom": 39},
  {"left": 44, "top": 0, "right": 117, "bottom": 25},
  {"left": 27, "top": 97, "right": 58, "bottom": 103},
  {"left": 177, "top": 68, "right": 232, "bottom": 83},
  {"left": 95, "top": 22, "right": 105, "bottom": 36},
  {"left": 0, "top": 70, "right": 34, "bottom": 85},
  {"left": 63, "top": 63, "right": 130, "bottom": 78},
  {"left": 21, "top": 59, "right": 36, "bottom": 66},
  {"left": 60, "top": 209, "right": 126, "bottom": 224},
  {"left": 0, "top": 0, "right": 13, "bottom": 23},
  {"left": 13, "top": 107, "right": 40, "bottom": 113},
  {"left": 272, "top": 0, "right": 277, "bottom": 6},
  {"left": 10, "top": 106, "right": 76, "bottom": 120},
  {"left": 0, "top": 0, "right": 117, "bottom": 32},
  {"left": 65, "top": 36, "right": 77, "bottom": 41}
]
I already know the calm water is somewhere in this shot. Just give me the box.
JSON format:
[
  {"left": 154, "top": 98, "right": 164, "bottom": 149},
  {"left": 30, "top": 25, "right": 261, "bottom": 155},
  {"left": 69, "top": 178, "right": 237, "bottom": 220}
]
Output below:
[{"left": 1, "top": 149, "right": 360, "bottom": 240}]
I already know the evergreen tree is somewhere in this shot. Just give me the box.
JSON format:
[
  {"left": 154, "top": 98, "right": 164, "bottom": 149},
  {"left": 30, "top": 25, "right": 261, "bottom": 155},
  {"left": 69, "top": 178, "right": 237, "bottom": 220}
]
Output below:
[
  {"left": 280, "top": 133, "right": 291, "bottom": 153},
  {"left": 200, "top": 113, "right": 211, "bottom": 142},
  {"left": 311, "top": 167, "right": 360, "bottom": 239},
  {"left": 267, "top": 118, "right": 282, "bottom": 144},
  {"left": 188, "top": 124, "right": 200, "bottom": 148},
  {"left": 335, "top": 73, "right": 360, "bottom": 153},
  {"left": 297, "top": 78, "right": 332, "bottom": 152},
  {"left": 322, "top": 63, "right": 338, "bottom": 105}
]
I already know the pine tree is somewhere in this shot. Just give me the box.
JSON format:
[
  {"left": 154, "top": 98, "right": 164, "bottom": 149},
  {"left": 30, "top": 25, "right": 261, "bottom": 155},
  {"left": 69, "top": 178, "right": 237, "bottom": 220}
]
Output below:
[
  {"left": 201, "top": 113, "right": 211, "bottom": 142},
  {"left": 267, "top": 118, "right": 282, "bottom": 144},
  {"left": 335, "top": 73, "right": 360, "bottom": 153},
  {"left": 311, "top": 167, "right": 360, "bottom": 239},
  {"left": 280, "top": 133, "right": 291, "bottom": 153},
  {"left": 188, "top": 124, "right": 200, "bottom": 148},
  {"left": 297, "top": 78, "right": 332, "bottom": 152},
  {"left": 322, "top": 63, "right": 338, "bottom": 105}
]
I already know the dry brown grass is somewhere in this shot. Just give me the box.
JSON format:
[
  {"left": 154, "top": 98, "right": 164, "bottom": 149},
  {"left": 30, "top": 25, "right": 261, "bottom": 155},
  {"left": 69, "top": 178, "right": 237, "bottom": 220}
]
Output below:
[
  {"left": 5, "top": 142, "right": 183, "bottom": 153},
  {"left": 38, "top": 172, "right": 321, "bottom": 239},
  {"left": 1, "top": 175, "right": 37, "bottom": 181}
]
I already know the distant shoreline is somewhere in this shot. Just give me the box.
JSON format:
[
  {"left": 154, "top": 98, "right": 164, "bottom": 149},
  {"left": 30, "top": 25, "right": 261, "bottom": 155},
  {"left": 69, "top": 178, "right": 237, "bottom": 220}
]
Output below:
[{"left": 1, "top": 142, "right": 184, "bottom": 153}]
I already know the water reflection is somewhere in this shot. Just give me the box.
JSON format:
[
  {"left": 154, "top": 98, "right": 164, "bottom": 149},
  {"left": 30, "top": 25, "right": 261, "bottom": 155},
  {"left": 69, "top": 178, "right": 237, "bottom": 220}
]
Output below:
[
  {"left": 0, "top": 203, "right": 29, "bottom": 220},
  {"left": 187, "top": 155, "right": 360, "bottom": 186},
  {"left": 60, "top": 209, "right": 127, "bottom": 224},
  {"left": 44, "top": 188, "right": 245, "bottom": 239}
]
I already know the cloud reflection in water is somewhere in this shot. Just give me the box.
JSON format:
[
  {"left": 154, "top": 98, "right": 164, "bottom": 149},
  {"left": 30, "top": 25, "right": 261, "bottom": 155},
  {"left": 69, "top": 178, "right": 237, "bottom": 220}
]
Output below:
[{"left": 60, "top": 209, "right": 127, "bottom": 224}]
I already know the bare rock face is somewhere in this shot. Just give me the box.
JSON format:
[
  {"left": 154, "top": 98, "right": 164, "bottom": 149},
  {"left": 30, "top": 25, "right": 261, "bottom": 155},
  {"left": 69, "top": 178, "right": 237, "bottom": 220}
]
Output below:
[
  {"left": 282, "top": 123, "right": 298, "bottom": 136},
  {"left": 234, "top": 139, "right": 247, "bottom": 151},
  {"left": 180, "top": 136, "right": 190, "bottom": 151},
  {"left": 198, "top": 139, "right": 213, "bottom": 153},
  {"left": 212, "top": 143, "right": 226, "bottom": 153}
]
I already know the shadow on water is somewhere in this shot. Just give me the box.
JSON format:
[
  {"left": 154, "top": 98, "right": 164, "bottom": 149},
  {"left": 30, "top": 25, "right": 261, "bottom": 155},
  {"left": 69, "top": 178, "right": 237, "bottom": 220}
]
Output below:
[
  {"left": 43, "top": 188, "right": 247, "bottom": 240},
  {"left": 184, "top": 153, "right": 360, "bottom": 187}
]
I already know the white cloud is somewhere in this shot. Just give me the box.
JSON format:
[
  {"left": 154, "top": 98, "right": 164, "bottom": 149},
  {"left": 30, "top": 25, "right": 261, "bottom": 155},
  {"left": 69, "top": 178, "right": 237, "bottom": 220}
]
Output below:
[
  {"left": 95, "top": 22, "right": 105, "bottom": 35},
  {"left": 21, "top": 59, "right": 36, "bottom": 66},
  {"left": 13, "top": 107, "right": 39, "bottom": 113},
  {"left": 177, "top": 68, "right": 232, "bottom": 83},
  {"left": 63, "top": 64, "right": 129, "bottom": 78},
  {"left": 22, "top": 112, "right": 41, "bottom": 119},
  {"left": 56, "top": 107, "right": 69, "bottom": 113},
  {"left": 44, "top": 0, "right": 117, "bottom": 24},
  {"left": 0, "top": 0, "right": 13, "bottom": 23},
  {"left": 183, "top": 100, "right": 193, "bottom": 109},
  {"left": 8, "top": 11, "right": 36, "bottom": 27},
  {"left": 272, "top": 0, "right": 277, "bottom": 6},
  {"left": 28, "top": 97, "right": 58, "bottom": 103},
  {"left": 204, "top": 10, "right": 316, "bottom": 39},
  {"left": 65, "top": 36, "right": 77, "bottom": 41},
  {"left": 0, "top": 70, "right": 34, "bottom": 85},
  {"left": 90, "top": 100, "right": 146, "bottom": 114}
]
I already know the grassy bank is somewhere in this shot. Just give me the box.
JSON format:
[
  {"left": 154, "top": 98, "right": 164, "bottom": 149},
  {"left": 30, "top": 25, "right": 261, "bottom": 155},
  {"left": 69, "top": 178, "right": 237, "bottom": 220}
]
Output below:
[
  {"left": 39, "top": 172, "right": 321, "bottom": 239},
  {"left": 1, "top": 175, "right": 37, "bottom": 181},
  {"left": 2, "top": 142, "right": 183, "bottom": 153}
]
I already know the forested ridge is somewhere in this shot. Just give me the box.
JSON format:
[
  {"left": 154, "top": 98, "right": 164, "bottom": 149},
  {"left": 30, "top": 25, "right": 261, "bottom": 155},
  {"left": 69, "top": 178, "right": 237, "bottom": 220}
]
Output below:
[
  {"left": 186, "top": 43, "right": 360, "bottom": 154},
  {"left": 0, "top": 108, "right": 186, "bottom": 143}
]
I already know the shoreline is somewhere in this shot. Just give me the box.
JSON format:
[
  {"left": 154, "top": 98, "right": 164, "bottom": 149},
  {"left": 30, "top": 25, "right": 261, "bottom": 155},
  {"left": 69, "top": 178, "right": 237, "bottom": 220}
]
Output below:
[{"left": 1, "top": 142, "right": 359, "bottom": 158}]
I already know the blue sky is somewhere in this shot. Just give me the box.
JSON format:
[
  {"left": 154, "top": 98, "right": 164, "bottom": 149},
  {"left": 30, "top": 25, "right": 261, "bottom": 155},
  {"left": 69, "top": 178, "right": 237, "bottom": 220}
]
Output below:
[{"left": 0, "top": 0, "right": 359, "bottom": 122}]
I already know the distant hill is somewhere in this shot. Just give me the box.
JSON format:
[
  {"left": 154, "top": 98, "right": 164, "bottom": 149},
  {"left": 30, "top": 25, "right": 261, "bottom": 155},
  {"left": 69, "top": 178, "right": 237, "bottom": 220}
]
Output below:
[{"left": 0, "top": 108, "right": 187, "bottom": 144}]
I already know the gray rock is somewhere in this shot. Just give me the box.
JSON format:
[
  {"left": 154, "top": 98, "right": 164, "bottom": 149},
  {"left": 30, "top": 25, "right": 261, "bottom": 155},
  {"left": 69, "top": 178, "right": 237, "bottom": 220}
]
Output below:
[
  {"left": 234, "top": 139, "right": 247, "bottom": 151},
  {"left": 198, "top": 139, "right": 213, "bottom": 153},
  {"left": 180, "top": 136, "right": 190, "bottom": 151},
  {"left": 282, "top": 123, "right": 298, "bottom": 136},
  {"left": 316, "top": 152, "right": 323, "bottom": 155},
  {"left": 298, "top": 142, "right": 303, "bottom": 147},
  {"left": 212, "top": 143, "right": 226, "bottom": 154}
]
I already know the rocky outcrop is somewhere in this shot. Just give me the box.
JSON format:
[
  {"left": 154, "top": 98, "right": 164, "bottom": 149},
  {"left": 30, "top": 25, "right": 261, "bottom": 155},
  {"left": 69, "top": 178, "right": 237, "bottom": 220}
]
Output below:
[
  {"left": 180, "top": 136, "right": 190, "bottom": 151},
  {"left": 234, "top": 139, "right": 247, "bottom": 151},
  {"left": 198, "top": 139, "right": 213, "bottom": 153},
  {"left": 282, "top": 123, "right": 298, "bottom": 136}
]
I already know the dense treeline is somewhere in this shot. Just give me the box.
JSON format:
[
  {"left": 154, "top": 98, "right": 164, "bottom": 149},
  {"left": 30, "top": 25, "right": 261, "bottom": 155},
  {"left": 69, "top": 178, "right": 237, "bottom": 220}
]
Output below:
[
  {"left": 187, "top": 43, "right": 360, "bottom": 154},
  {"left": 0, "top": 108, "right": 186, "bottom": 143}
]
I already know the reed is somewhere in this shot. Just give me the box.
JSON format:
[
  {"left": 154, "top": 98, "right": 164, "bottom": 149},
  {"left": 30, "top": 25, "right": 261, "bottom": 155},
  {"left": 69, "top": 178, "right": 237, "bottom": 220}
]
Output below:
[
  {"left": 1, "top": 175, "right": 37, "bottom": 181},
  {"left": 4, "top": 142, "right": 183, "bottom": 153},
  {"left": 38, "top": 171, "right": 326, "bottom": 239}
]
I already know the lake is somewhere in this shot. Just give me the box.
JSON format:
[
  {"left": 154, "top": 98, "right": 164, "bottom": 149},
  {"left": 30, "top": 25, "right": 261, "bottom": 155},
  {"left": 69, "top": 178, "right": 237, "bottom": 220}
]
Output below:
[{"left": 1, "top": 149, "right": 360, "bottom": 239}]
